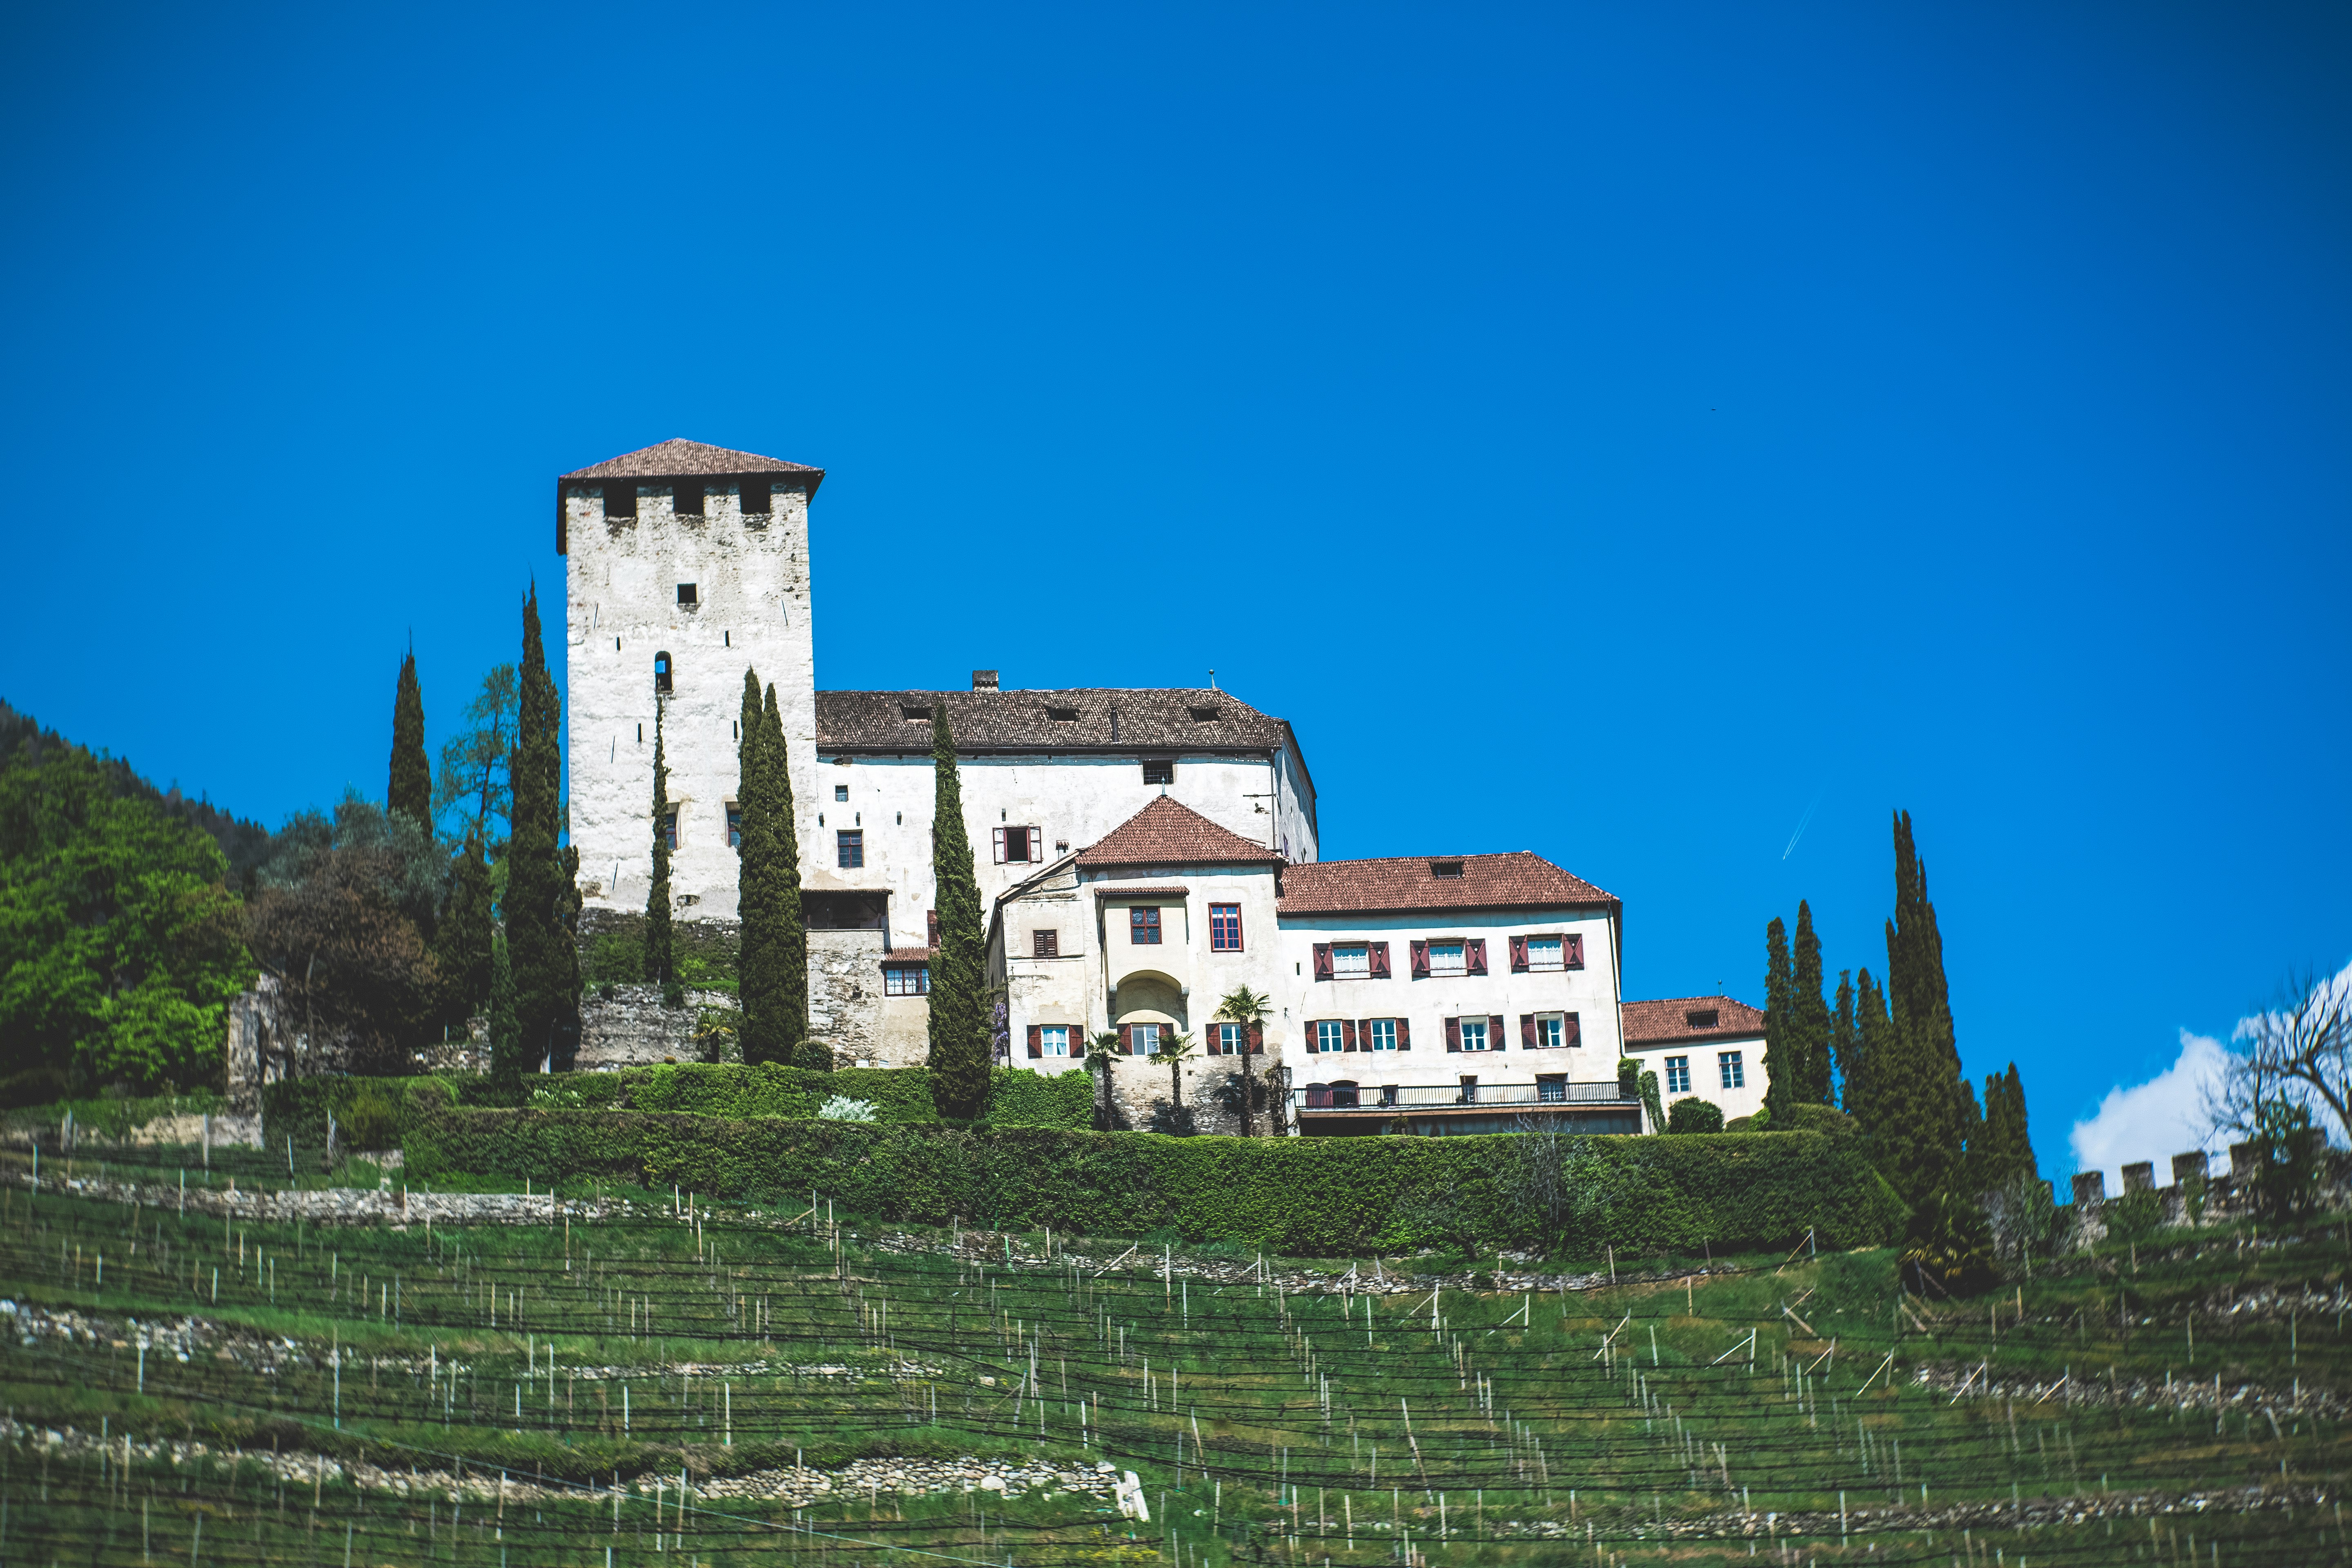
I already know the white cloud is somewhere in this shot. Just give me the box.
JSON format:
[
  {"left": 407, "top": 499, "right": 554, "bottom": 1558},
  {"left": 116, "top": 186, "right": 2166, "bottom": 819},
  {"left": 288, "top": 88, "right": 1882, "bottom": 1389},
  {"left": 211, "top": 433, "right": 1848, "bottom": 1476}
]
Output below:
[{"left": 2067, "top": 1029, "right": 2231, "bottom": 1191}]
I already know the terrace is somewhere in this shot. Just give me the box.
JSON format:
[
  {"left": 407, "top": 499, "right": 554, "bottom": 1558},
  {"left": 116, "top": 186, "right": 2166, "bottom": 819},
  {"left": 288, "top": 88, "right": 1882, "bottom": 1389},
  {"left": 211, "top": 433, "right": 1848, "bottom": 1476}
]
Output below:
[{"left": 1290, "top": 1077, "right": 1642, "bottom": 1137}]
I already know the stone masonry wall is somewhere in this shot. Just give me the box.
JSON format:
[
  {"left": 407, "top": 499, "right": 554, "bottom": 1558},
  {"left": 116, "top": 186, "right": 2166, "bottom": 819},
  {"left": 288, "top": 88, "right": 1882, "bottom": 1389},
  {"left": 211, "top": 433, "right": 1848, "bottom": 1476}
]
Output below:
[{"left": 577, "top": 985, "right": 740, "bottom": 1069}]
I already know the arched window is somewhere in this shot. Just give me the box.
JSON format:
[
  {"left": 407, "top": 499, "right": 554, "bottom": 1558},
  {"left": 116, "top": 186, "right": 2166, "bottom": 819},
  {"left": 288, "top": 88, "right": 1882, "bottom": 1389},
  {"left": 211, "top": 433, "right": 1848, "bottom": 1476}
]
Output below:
[{"left": 654, "top": 652, "right": 673, "bottom": 694}]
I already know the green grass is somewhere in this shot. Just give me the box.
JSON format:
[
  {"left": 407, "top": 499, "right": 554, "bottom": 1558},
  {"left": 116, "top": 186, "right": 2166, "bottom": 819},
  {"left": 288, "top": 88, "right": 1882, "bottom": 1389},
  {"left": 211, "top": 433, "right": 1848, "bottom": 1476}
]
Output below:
[{"left": 2, "top": 1149, "right": 2348, "bottom": 1564}]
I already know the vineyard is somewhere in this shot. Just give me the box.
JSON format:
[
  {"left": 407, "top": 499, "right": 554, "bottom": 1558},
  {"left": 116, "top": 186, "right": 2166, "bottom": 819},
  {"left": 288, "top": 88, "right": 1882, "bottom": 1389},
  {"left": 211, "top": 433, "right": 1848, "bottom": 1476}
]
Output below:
[{"left": 1, "top": 1148, "right": 2347, "bottom": 1565}]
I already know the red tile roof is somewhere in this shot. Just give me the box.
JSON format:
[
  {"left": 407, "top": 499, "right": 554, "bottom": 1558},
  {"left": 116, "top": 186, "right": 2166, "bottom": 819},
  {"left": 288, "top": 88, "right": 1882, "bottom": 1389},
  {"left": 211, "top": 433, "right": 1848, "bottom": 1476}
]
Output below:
[
  {"left": 1621, "top": 995, "right": 1766, "bottom": 1046},
  {"left": 1089, "top": 885, "right": 1192, "bottom": 899},
  {"left": 1276, "top": 852, "right": 1615, "bottom": 915},
  {"left": 562, "top": 439, "right": 824, "bottom": 483},
  {"left": 1075, "top": 797, "right": 1284, "bottom": 869}
]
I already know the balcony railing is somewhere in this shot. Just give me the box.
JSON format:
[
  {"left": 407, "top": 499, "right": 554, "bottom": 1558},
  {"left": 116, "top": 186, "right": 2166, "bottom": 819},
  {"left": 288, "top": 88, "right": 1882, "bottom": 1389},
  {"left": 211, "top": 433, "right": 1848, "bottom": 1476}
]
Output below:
[{"left": 1292, "top": 1080, "right": 1633, "bottom": 1111}]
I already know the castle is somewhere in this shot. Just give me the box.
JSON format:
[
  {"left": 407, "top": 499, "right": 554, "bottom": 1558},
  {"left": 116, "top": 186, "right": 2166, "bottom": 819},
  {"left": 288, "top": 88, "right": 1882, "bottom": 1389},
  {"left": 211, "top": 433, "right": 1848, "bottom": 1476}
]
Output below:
[{"left": 559, "top": 438, "right": 1768, "bottom": 1134}]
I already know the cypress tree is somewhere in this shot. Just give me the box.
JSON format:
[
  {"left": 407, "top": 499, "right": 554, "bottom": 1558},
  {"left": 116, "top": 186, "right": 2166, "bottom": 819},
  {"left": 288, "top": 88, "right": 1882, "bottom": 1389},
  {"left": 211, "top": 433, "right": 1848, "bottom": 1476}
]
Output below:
[
  {"left": 1975, "top": 1063, "right": 2036, "bottom": 1189},
  {"left": 388, "top": 649, "right": 431, "bottom": 834},
  {"left": 487, "top": 929, "right": 521, "bottom": 1089},
  {"left": 735, "top": 669, "right": 781, "bottom": 1064},
  {"left": 1852, "top": 967, "right": 1894, "bottom": 1127},
  {"left": 505, "top": 585, "right": 574, "bottom": 1076},
  {"left": 436, "top": 823, "right": 496, "bottom": 1025},
  {"left": 1761, "top": 915, "right": 1794, "bottom": 1125},
  {"left": 927, "top": 704, "right": 990, "bottom": 1120},
  {"left": 1789, "top": 900, "right": 1833, "bottom": 1104},
  {"left": 1878, "top": 810, "right": 1971, "bottom": 1214},
  {"left": 1829, "top": 969, "right": 1860, "bottom": 1120},
  {"left": 645, "top": 698, "right": 679, "bottom": 1007},
  {"left": 766, "top": 683, "right": 815, "bottom": 1069}
]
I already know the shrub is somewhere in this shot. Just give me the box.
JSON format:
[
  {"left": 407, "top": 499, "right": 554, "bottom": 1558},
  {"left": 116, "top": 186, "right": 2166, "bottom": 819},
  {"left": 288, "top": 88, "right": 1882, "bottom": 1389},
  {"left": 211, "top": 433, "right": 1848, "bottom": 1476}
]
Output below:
[
  {"left": 585, "top": 933, "right": 644, "bottom": 986},
  {"left": 340, "top": 1085, "right": 402, "bottom": 1150},
  {"left": 1666, "top": 1098, "right": 1724, "bottom": 1134},
  {"left": 817, "top": 1096, "right": 878, "bottom": 1122}
]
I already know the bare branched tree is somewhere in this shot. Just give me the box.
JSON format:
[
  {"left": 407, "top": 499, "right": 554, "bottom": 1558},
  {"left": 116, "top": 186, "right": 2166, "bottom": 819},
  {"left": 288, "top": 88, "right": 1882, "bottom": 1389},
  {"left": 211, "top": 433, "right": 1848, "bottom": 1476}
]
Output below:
[{"left": 2209, "top": 967, "right": 2352, "bottom": 1145}]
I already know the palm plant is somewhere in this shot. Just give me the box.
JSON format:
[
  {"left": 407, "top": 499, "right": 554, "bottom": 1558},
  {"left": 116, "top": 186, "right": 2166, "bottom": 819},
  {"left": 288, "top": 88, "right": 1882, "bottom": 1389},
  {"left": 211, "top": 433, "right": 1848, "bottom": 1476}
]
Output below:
[
  {"left": 1215, "top": 985, "right": 1274, "bottom": 1137},
  {"left": 1161, "top": 1030, "right": 1200, "bottom": 1107},
  {"left": 1086, "top": 1031, "right": 1122, "bottom": 1130}
]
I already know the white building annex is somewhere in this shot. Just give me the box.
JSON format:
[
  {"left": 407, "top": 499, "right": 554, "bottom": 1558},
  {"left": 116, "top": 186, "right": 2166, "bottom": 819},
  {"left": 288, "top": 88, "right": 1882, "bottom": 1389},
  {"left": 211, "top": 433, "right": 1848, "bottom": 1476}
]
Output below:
[{"left": 559, "top": 437, "right": 1770, "bottom": 1132}]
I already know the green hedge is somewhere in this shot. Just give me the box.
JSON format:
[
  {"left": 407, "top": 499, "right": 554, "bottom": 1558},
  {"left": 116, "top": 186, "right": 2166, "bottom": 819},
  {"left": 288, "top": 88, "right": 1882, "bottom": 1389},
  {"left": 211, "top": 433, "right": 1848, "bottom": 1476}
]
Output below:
[{"left": 401, "top": 1091, "right": 1904, "bottom": 1257}]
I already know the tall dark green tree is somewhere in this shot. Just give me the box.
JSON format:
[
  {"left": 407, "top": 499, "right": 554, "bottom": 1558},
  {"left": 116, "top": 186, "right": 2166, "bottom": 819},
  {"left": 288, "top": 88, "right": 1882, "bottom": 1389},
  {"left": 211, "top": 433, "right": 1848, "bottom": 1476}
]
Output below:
[
  {"left": 503, "top": 586, "right": 574, "bottom": 1082},
  {"left": 736, "top": 673, "right": 807, "bottom": 1065},
  {"left": 645, "top": 699, "right": 679, "bottom": 1007},
  {"left": 1830, "top": 969, "right": 1861, "bottom": 1120},
  {"left": 927, "top": 705, "right": 989, "bottom": 1119},
  {"left": 1975, "top": 1063, "right": 2036, "bottom": 1190},
  {"left": 1852, "top": 967, "right": 1895, "bottom": 1127},
  {"left": 435, "top": 823, "right": 496, "bottom": 1025},
  {"left": 486, "top": 930, "right": 521, "bottom": 1086},
  {"left": 388, "top": 650, "right": 431, "bottom": 835},
  {"left": 766, "top": 685, "right": 816, "bottom": 1069},
  {"left": 1762, "top": 915, "right": 1795, "bottom": 1125},
  {"left": 1789, "top": 900, "right": 1834, "bottom": 1104},
  {"left": 1876, "top": 810, "right": 1974, "bottom": 1214}
]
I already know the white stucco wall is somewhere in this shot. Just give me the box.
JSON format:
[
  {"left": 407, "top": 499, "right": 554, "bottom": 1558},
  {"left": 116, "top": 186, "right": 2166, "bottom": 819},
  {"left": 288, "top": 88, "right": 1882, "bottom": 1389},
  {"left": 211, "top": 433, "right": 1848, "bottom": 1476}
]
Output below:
[
  {"left": 1275, "top": 909, "right": 1624, "bottom": 1102},
  {"left": 1624, "top": 1033, "right": 1768, "bottom": 1125},
  {"left": 566, "top": 481, "right": 817, "bottom": 920}
]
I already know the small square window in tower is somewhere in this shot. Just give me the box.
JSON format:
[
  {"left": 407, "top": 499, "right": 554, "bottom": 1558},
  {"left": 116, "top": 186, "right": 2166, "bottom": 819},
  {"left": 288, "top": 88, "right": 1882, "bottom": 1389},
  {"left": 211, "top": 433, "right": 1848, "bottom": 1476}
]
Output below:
[
  {"left": 740, "top": 481, "right": 771, "bottom": 516},
  {"left": 677, "top": 584, "right": 698, "bottom": 606},
  {"left": 653, "top": 652, "right": 674, "bottom": 694},
  {"left": 834, "top": 785, "right": 849, "bottom": 802},
  {"left": 726, "top": 804, "right": 742, "bottom": 848},
  {"left": 1129, "top": 906, "right": 1162, "bottom": 945},
  {"left": 660, "top": 810, "right": 678, "bottom": 850},
  {"left": 1142, "top": 760, "right": 1174, "bottom": 785},
  {"left": 993, "top": 825, "right": 1040, "bottom": 863},
  {"left": 674, "top": 483, "right": 704, "bottom": 517},
  {"left": 1032, "top": 929, "right": 1059, "bottom": 958},
  {"left": 837, "top": 830, "right": 864, "bottom": 869}
]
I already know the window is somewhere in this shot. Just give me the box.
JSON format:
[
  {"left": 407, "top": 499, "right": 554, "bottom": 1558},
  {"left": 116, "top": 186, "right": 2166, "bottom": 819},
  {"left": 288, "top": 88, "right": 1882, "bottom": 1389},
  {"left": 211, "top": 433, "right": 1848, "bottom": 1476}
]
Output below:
[
  {"left": 901, "top": 704, "right": 931, "bottom": 722},
  {"left": 1316, "top": 1020, "right": 1348, "bottom": 1054},
  {"left": 1537, "top": 1074, "right": 1567, "bottom": 1103},
  {"left": 726, "top": 805, "right": 742, "bottom": 848},
  {"left": 1665, "top": 1056, "right": 1691, "bottom": 1095},
  {"left": 1039, "top": 1025, "right": 1071, "bottom": 1058},
  {"left": 883, "top": 963, "right": 929, "bottom": 996},
  {"left": 1525, "top": 937, "right": 1563, "bottom": 971},
  {"left": 660, "top": 809, "right": 678, "bottom": 850},
  {"left": 1331, "top": 944, "right": 1370, "bottom": 979},
  {"left": 1686, "top": 1008, "right": 1719, "bottom": 1028},
  {"left": 1457, "top": 1016, "right": 1489, "bottom": 1052},
  {"left": 740, "top": 481, "right": 771, "bottom": 516},
  {"left": 1129, "top": 1023, "right": 1162, "bottom": 1055},
  {"left": 1142, "top": 760, "right": 1174, "bottom": 785},
  {"left": 654, "top": 652, "right": 673, "bottom": 694},
  {"left": 1187, "top": 706, "right": 1221, "bottom": 722},
  {"left": 1130, "top": 906, "right": 1161, "bottom": 945},
  {"left": 1032, "top": 929, "right": 1059, "bottom": 958},
  {"left": 837, "top": 830, "right": 864, "bottom": 869},
  {"left": 1427, "top": 942, "right": 1466, "bottom": 977},
  {"left": 677, "top": 583, "right": 698, "bottom": 606},
  {"left": 1430, "top": 860, "right": 1464, "bottom": 878},
  {"left": 1528, "top": 1013, "right": 1566, "bottom": 1050},
  {"left": 1048, "top": 706, "right": 1078, "bottom": 722},
  {"left": 994, "top": 826, "right": 1041, "bottom": 863},
  {"left": 1209, "top": 903, "right": 1243, "bottom": 951},
  {"left": 1510, "top": 933, "right": 1584, "bottom": 971},
  {"left": 1366, "top": 1018, "right": 1398, "bottom": 1052},
  {"left": 674, "top": 483, "right": 704, "bottom": 517},
  {"left": 834, "top": 785, "right": 849, "bottom": 802},
  {"left": 604, "top": 483, "right": 637, "bottom": 520},
  {"left": 1719, "top": 1051, "right": 1746, "bottom": 1091},
  {"left": 1213, "top": 1022, "right": 1247, "bottom": 1055}
]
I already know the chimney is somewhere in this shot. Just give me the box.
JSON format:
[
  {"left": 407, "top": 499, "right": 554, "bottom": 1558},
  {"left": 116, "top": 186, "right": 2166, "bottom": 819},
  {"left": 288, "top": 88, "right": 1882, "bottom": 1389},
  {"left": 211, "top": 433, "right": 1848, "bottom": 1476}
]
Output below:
[{"left": 971, "top": 670, "right": 999, "bottom": 691}]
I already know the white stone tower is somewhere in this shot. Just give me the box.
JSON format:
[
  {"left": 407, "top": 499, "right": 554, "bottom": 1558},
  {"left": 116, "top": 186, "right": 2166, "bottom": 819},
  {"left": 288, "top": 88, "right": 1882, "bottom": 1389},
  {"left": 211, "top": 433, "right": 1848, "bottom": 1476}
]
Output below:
[{"left": 559, "top": 439, "right": 822, "bottom": 920}]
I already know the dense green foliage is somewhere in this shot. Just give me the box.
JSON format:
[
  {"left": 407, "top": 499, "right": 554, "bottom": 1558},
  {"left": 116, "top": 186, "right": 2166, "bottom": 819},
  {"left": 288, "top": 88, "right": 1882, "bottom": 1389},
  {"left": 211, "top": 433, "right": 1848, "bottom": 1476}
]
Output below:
[
  {"left": 387, "top": 650, "right": 431, "bottom": 835},
  {"left": 1974, "top": 1060, "right": 2036, "bottom": 1189},
  {"left": 1786, "top": 900, "right": 1832, "bottom": 1104},
  {"left": 1876, "top": 810, "right": 1976, "bottom": 1216},
  {"left": 430, "top": 662, "right": 517, "bottom": 842},
  {"left": 434, "top": 824, "right": 494, "bottom": 1022},
  {"left": 503, "top": 586, "right": 576, "bottom": 1078},
  {"left": 402, "top": 1091, "right": 1902, "bottom": 1254},
  {"left": 644, "top": 700, "right": 678, "bottom": 1006},
  {"left": 0, "top": 742, "right": 251, "bottom": 1097},
  {"left": 486, "top": 931, "right": 520, "bottom": 1084},
  {"left": 1664, "top": 1096, "right": 1724, "bottom": 1134},
  {"left": 1760, "top": 914, "right": 1792, "bottom": 1125},
  {"left": 735, "top": 673, "right": 806, "bottom": 1065},
  {"left": 926, "top": 706, "right": 988, "bottom": 1118}
]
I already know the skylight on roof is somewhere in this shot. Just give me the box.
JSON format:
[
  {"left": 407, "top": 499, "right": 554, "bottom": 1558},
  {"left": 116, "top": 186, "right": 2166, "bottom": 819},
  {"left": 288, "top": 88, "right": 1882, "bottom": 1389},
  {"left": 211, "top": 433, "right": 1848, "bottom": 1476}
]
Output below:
[
  {"left": 1686, "top": 1009, "right": 1719, "bottom": 1028},
  {"left": 1430, "top": 861, "right": 1464, "bottom": 878},
  {"left": 1187, "top": 705, "right": 1221, "bottom": 722},
  {"left": 901, "top": 704, "right": 932, "bottom": 721},
  {"left": 1048, "top": 706, "right": 1078, "bottom": 721}
]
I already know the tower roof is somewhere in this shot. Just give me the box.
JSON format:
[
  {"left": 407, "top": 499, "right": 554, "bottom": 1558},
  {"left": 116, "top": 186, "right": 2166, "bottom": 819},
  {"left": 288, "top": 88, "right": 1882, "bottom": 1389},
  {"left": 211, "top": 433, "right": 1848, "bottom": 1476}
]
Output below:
[{"left": 562, "top": 439, "right": 825, "bottom": 486}]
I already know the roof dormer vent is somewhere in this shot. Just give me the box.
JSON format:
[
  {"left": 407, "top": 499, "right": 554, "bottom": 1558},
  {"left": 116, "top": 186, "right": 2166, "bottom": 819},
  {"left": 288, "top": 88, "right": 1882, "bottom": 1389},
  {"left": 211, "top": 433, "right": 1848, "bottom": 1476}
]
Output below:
[
  {"left": 1686, "top": 1009, "right": 1719, "bottom": 1028},
  {"left": 1430, "top": 860, "right": 1465, "bottom": 879}
]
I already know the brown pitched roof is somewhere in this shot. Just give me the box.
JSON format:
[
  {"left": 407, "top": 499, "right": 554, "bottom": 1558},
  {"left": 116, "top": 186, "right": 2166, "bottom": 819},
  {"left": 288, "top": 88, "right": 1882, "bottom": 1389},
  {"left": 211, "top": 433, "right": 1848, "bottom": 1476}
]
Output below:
[
  {"left": 1621, "top": 995, "right": 1767, "bottom": 1046},
  {"left": 562, "top": 439, "right": 825, "bottom": 485},
  {"left": 1276, "top": 852, "right": 1616, "bottom": 915},
  {"left": 1076, "top": 797, "right": 1284, "bottom": 868},
  {"left": 815, "top": 688, "right": 1297, "bottom": 757}
]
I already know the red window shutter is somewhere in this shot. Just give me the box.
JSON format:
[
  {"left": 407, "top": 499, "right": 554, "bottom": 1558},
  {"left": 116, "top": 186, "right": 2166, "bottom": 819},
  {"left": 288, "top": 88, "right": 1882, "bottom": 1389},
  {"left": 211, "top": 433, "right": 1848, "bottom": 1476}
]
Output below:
[
  {"left": 1248, "top": 1020, "right": 1264, "bottom": 1055},
  {"left": 1410, "top": 940, "right": 1430, "bottom": 978},
  {"left": 992, "top": 827, "right": 1007, "bottom": 864},
  {"left": 1567, "top": 933, "right": 1584, "bottom": 969},
  {"left": 1072, "top": 1032, "right": 1087, "bottom": 1059},
  {"left": 1564, "top": 1011, "right": 1581, "bottom": 1049},
  {"left": 1119, "top": 1023, "right": 1135, "bottom": 1055},
  {"left": 1343, "top": 1019, "right": 1359, "bottom": 1051},
  {"left": 1509, "top": 936, "right": 1528, "bottom": 972},
  {"left": 1489, "top": 1013, "right": 1506, "bottom": 1050},
  {"left": 1444, "top": 1017, "right": 1461, "bottom": 1052},
  {"left": 1396, "top": 1017, "right": 1411, "bottom": 1051},
  {"left": 1466, "top": 939, "right": 1488, "bottom": 976},
  {"left": 1313, "top": 943, "right": 1333, "bottom": 981},
  {"left": 1027, "top": 1025, "right": 1043, "bottom": 1059},
  {"left": 1368, "top": 942, "right": 1390, "bottom": 978},
  {"left": 1520, "top": 1014, "right": 1537, "bottom": 1049}
]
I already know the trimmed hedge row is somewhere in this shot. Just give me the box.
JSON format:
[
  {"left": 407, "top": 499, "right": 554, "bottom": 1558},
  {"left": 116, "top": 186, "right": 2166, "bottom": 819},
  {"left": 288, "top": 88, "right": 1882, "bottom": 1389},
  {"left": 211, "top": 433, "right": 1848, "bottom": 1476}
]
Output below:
[{"left": 400, "top": 1081, "right": 1904, "bottom": 1257}]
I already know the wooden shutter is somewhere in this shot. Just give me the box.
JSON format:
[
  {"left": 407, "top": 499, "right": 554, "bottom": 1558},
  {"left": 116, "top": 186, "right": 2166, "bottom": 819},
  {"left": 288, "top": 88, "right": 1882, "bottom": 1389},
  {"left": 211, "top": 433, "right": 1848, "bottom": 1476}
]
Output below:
[
  {"left": 1444, "top": 1017, "right": 1462, "bottom": 1052},
  {"left": 1489, "top": 1013, "right": 1506, "bottom": 1051},
  {"left": 1368, "top": 942, "right": 1391, "bottom": 978},
  {"left": 1396, "top": 1017, "right": 1411, "bottom": 1051},
  {"left": 1071, "top": 1032, "right": 1087, "bottom": 1059},
  {"left": 1313, "top": 943, "right": 1334, "bottom": 980},
  {"left": 1410, "top": 940, "right": 1430, "bottom": 978},
  {"left": 1520, "top": 1014, "right": 1537, "bottom": 1049},
  {"left": 1028, "top": 825, "right": 1043, "bottom": 862},
  {"left": 1342, "top": 1019, "right": 1359, "bottom": 1051},
  {"left": 991, "top": 827, "right": 1006, "bottom": 864},
  {"left": 1119, "top": 1023, "right": 1135, "bottom": 1055},
  {"left": 1509, "top": 936, "right": 1528, "bottom": 973},
  {"left": 1564, "top": 1011, "right": 1581, "bottom": 1049},
  {"left": 1027, "top": 1025, "right": 1043, "bottom": 1059},
  {"left": 1248, "top": 1020, "right": 1264, "bottom": 1055},
  {"left": 1465, "top": 939, "right": 1488, "bottom": 976},
  {"left": 1566, "top": 933, "right": 1584, "bottom": 969}
]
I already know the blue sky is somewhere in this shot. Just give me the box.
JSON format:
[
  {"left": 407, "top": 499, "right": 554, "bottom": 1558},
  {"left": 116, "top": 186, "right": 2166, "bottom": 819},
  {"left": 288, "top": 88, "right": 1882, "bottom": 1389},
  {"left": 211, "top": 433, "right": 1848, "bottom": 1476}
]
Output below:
[{"left": 3, "top": 2, "right": 2346, "bottom": 1175}]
